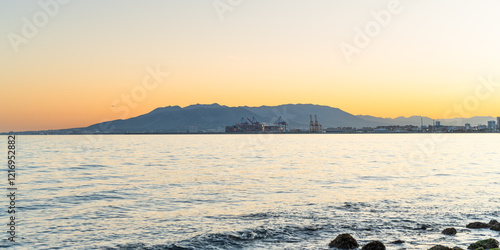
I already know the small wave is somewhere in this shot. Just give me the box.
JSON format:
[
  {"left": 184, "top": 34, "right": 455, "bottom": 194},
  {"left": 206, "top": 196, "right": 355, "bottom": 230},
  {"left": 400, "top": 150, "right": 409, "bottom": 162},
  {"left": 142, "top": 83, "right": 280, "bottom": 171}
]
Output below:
[
  {"left": 337, "top": 202, "right": 372, "bottom": 211},
  {"left": 67, "top": 164, "right": 108, "bottom": 170},
  {"left": 107, "top": 224, "right": 328, "bottom": 250},
  {"left": 239, "top": 212, "right": 280, "bottom": 220}
]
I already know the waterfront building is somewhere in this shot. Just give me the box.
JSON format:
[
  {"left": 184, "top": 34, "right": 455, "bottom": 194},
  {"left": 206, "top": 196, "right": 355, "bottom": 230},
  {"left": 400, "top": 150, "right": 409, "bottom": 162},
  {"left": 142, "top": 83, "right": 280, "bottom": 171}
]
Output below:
[
  {"left": 465, "top": 123, "right": 471, "bottom": 131},
  {"left": 488, "top": 121, "right": 496, "bottom": 131}
]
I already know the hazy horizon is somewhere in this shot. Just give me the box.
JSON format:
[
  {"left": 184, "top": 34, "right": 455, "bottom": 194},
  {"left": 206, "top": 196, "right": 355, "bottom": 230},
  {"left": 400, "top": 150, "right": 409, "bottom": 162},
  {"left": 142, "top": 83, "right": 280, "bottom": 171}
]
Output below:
[{"left": 2, "top": 102, "right": 499, "bottom": 133}]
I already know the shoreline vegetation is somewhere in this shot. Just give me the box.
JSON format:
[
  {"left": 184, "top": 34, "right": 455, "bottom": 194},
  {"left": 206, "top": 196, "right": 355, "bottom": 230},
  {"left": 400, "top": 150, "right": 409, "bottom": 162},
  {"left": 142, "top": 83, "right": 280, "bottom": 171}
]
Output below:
[{"left": 328, "top": 220, "right": 500, "bottom": 250}]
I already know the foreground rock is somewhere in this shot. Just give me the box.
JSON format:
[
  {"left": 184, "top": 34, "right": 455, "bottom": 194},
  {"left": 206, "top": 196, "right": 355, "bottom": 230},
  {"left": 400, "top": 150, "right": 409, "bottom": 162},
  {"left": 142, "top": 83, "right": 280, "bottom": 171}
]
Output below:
[
  {"left": 489, "top": 220, "right": 500, "bottom": 231},
  {"left": 442, "top": 227, "right": 457, "bottom": 235},
  {"left": 466, "top": 222, "right": 491, "bottom": 229},
  {"left": 329, "top": 233, "right": 359, "bottom": 249},
  {"left": 467, "top": 238, "right": 499, "bottom": 249},
  {"left": 490, "top": 223, "right": 500, "bottom": 231},
  {"left": 362, "top": 241, "right": 385, "bottom": 250},
  {"left": 391, "top": 240, "right": 404, "bottom": 244},
  {"left": 429, "top": 245, "right": 463, "bottom": 250}
]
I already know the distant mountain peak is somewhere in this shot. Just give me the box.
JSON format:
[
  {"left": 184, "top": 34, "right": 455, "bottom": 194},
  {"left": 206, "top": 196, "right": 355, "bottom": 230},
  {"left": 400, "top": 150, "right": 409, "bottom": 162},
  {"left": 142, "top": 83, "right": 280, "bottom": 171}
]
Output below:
[{"left": 184, "top": 103, "right": 225, "bottom": 109}]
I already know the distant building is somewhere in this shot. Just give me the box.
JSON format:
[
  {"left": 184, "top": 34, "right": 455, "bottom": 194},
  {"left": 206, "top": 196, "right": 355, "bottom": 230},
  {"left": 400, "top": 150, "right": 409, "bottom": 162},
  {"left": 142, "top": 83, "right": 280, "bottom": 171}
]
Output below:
[
  {"left": 225, "top": 117, "right": 264, "bottom": 133},
  {"left": 497, "top": 117, "right": 500, "bottom": 131},
  {"left": 326, "top": 127, "right": 343, "bottom": 133},
  {"left": 263, "top": 125, "right": 284, "bottom": 132},
  {"left": 374, "top": 127, "right": 390, "bottom": 133},
  {"left": 477, "top": 125, "right": 487, "bottom": 131},
  {"left": 362, "top": 127, "right": 374, "bottom": 132},
  {"left": 435, "top": 121, "right": 441, "bottom": 127},
  {"left": 488, "top": 121, "right": 496, "bottom": 131},
  {"left": 465, "top": 123, "right": 471, "bottom": 131}
]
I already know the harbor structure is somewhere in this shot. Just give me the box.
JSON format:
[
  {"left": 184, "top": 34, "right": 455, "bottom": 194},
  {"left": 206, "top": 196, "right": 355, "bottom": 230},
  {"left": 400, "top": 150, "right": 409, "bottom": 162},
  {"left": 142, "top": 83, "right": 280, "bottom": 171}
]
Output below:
[
  {"left": 310, "top": 115, "right": 322, "bottom": 132},
  {"left": 225, "top": 117, "right": 264, "bottom": 132},
  {"left": 225, "top": 117, "right": 286, "bottom": 133}
]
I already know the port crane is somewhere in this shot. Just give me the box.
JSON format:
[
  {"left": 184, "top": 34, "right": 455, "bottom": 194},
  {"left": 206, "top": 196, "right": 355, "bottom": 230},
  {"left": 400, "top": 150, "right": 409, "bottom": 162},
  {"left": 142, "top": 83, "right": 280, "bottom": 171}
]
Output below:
[
  {"left": 247, "top": 117, "right": 260, "bottom": 125},
  {"left": 310, "top": 114, "right": 322, "bottom": 132},
  {"left": 238, "top": 117, "right": 249, "bottom": 126},
  {"left": 274, "top": 116, "right": 288, "bottom": 131},
  {"left": 226, "top": 116, "right": 285, "bottom": 133}
]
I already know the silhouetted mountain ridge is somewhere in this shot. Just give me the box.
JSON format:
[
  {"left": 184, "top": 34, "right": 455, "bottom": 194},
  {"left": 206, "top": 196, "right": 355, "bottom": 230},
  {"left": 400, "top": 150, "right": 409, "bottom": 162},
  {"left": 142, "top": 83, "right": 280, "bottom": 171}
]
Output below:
[
  {"left": 81, "top": 103, "right": 498, "bottom": 133},
  {"left": 85, "top": 103, "right": 385, "bottom": 132},
  {"left": 8, "top": 103, "right": 497, "bottom": 134}
]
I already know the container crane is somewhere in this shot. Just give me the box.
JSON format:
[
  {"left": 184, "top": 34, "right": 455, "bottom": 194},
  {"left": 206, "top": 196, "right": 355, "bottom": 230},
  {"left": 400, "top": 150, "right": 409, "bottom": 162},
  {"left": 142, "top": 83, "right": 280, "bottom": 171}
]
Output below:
[
  {"left": 274, "top": 116, "right": 288, "bottom": 131},
  {"left": 310, "top": 114, "right": 322, "bottom": 132}
]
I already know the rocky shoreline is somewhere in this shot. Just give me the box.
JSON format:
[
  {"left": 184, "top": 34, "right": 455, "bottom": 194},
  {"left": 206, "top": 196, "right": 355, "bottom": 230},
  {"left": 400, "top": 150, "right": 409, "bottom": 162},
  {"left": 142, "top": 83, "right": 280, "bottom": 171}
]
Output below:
[{"left": 327, "top": 220, "right": 500, "bottom": 250}]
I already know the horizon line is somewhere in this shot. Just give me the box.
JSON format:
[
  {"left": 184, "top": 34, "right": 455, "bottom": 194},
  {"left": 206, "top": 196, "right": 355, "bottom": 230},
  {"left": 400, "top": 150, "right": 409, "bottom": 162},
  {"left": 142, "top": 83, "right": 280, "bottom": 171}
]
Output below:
[{"left": 3, "top": 103, "right": 499, "bottom": 134}]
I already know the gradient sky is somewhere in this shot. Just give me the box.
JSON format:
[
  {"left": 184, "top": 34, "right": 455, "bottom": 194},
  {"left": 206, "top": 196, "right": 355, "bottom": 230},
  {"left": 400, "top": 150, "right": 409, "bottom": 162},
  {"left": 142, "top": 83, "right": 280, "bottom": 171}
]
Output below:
[{"left": 1, "top": 0, "right": 500, "bottom": 132}]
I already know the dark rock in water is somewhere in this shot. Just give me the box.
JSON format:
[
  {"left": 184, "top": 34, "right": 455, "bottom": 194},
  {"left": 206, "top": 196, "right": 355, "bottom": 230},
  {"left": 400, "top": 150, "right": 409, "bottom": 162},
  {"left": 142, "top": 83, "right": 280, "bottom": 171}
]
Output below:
[
  {"left": 415, "top": 224, "right": 431, "bottom": 230},
  {"left": 488, "top": 220, "right": 500, "bottom": 231},
  {"left": 362, "top": 241, "right": 385, "bottom": 250},
  {"left": 429, "top": 245, "right": 447, "bottom": 250},
  {"left": 429, "top": 245, "right": 463, "bottom": 250},
  {"left": 391, "top": 240, "right": 405, "bottom": 244},
  {"left": 328, "top": 233, "right": 359, "bottom": 249},
  {"left": 490, "top": 223, "right": 500, "bottom": 231},
  {"left": 442, "top": 227, "right": 457, "bottom": 235},
  {"left": 488, "top": 220, "right": 499, "bottom": 226},
  {"left": 467, "top": 238, "right": 499, "bottom": 249},
  {"left": 466, "top": 222, "right": 490, "bottom": 229}
]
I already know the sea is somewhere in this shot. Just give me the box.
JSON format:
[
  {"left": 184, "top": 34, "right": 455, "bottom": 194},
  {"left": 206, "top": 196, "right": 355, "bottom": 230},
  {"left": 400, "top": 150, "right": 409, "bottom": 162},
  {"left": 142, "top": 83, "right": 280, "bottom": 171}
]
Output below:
[{"left": 3, "top": 134, "right": 500, "bottom": 249}]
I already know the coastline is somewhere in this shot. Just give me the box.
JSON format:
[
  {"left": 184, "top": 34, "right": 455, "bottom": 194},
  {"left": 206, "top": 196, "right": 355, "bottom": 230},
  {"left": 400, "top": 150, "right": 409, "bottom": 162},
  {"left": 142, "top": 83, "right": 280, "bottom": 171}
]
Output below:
[{"left": 3, "top": 131, "right": 500, "bottom": 135}]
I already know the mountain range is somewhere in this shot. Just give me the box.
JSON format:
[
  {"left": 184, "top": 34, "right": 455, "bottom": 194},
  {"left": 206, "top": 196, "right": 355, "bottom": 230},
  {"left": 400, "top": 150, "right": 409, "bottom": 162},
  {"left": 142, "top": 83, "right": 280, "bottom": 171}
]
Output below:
[
  {"left": 76, "top": 103, "right": 497, "bottom": 133},
  {"left": 84, "top": 103, "right": 379, "bottom": 133},
  {"left": 8, "top": 103, "right": 498, "bottom": 134}
]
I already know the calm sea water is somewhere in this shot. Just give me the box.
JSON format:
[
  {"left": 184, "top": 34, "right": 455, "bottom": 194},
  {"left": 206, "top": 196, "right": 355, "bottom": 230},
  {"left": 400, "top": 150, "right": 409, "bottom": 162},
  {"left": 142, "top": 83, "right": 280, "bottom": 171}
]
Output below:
[{"left": 3, "top": 134, "right": 500, "bottom": 249}]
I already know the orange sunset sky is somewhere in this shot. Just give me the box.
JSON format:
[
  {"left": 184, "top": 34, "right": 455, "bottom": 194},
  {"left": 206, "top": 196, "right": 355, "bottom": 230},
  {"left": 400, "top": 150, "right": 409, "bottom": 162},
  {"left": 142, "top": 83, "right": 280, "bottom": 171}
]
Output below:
[{"left": 1, "top": 0, "right": 500, "bottom": 132}]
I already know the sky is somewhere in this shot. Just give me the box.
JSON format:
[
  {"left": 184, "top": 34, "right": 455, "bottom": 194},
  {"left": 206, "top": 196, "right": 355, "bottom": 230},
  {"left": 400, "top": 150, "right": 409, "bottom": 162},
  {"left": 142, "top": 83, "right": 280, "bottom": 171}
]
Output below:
[{"left": 1, "top": 0, "right": 500, "bottom": 132}]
